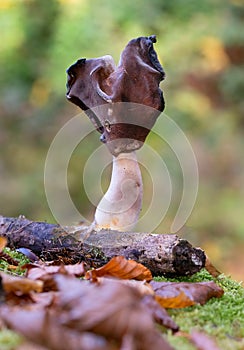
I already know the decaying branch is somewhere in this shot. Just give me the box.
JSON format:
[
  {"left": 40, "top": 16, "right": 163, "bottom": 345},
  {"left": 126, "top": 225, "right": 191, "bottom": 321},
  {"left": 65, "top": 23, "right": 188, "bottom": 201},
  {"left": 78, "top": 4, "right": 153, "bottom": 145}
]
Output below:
[{"left": 0, "top": 215, "right": 205, "bottom": 276}]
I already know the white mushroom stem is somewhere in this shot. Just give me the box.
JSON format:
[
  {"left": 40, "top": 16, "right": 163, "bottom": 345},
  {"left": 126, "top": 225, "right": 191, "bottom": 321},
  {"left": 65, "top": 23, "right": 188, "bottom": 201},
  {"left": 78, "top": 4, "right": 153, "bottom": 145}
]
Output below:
[{"left": 94, "top": 151, "right": 143, "bottom": 231}]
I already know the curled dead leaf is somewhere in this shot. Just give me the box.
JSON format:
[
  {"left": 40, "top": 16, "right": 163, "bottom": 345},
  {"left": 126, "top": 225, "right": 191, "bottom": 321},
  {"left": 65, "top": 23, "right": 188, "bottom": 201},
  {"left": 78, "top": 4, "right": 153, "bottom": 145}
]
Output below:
[
  {"left": 150, "top": 281, "right": 224, "bottom": 308},
  {"left": 0, "top": 308, "right": 115, "bottom": 350},
  {"left": 24, "top": 262, "right": 86, "bottom": 292},
  {"left": 55, "top": 275, "right": 173, "bottom": 349},
  {"left": 155, "top": 290, "right": 195, "bottom": 308},
  {"left": 85, "top": 256, "right": 152, "bottom": 282},
  {"left": 1, "top": 275, "right": 174, "bottom": 350},
  {"left": 94, "top": 277, "right": 154, "bottom": 296},
  {"left": 1, "top": 272, "right": 43, "bottom": 294},
  {"left": 0, "top": 236, "right": 7, "bottom": 251},
  {"left": 26, "top": 262, "right": 86, "bottom": 280},
  {"left": 142, "top": 295, "right": 179, "bottom": 332}
]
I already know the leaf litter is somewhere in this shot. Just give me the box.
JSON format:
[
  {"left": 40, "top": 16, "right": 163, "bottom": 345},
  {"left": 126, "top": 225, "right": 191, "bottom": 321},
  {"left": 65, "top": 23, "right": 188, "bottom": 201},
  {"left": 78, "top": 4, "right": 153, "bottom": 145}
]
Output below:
[{"left": 0, "top": 254, "right": 223, "bottom": 349}]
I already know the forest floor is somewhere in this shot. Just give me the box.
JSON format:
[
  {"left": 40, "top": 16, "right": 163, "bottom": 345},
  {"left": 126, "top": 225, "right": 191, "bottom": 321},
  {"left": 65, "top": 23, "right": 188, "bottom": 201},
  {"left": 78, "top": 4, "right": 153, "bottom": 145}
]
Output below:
[{"left": 0, "top": 248, "right": 243, "bottom": 350}]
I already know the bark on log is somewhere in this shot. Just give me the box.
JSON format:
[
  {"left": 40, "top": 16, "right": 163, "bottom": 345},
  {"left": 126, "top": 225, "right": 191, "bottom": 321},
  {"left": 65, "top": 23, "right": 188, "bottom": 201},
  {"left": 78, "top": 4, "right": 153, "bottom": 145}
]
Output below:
[{"left": 0, "top": 215, "right": 206, "bottom": 277}]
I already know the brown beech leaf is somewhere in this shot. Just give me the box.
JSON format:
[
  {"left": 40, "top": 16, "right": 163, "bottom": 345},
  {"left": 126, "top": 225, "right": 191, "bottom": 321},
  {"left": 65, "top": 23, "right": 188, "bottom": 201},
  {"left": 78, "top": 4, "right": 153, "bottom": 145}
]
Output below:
[
  {"left": 85, "top": 256, "right": 152, "bottom": 281},
  {"left": 0, "top": 236, "right": 7, "bottom": 251},
  {"left": 150, "top": 281, "right": 224, "bottom": 308},
  {"left": 94, "top": 278, "right": 178, "bottom": 332},
  {"left": 1, "top": 275, "right": 173, "bottom": 350},
  {"left": 1, "top": 308, "right": 115, "bottom": 350},
  {"left": 1, "top": 272, "right": 43, "bottom": 294},
  {"left": 26, "top": 262, "right": 86, "bottom": 280},
  {"left": 24, "top": 262, "right": 86, "bottom": 292},
  {"left": 54, "top": 275, "right": 173, "bottom": 350},
  {"left": 16, "top": 342, "right": 48, "bottom": 350},
  {"left": 155, "top": 290, "right": 195, "bottom": 308},
  {"left": 95, "top": 277, "right": 154, "bottom": 296},
  {"left": 142, "top": 295, "right": 179, "bottom": 332},
  {"left": 54, "top": 275, "right": 156, "bottom": 335},
  {"left": 31, "top": 291, "right": 57, "bottom": 308},
  {"left": 84, "top": 277, "right": 179, "bottom": 332}
]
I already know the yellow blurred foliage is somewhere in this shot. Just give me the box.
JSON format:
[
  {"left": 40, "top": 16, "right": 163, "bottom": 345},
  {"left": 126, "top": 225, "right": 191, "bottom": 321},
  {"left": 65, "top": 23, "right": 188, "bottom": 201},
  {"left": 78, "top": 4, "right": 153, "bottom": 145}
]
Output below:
[
  {"left": 29, "top": 78, "right": 50, "bottom": 108},
  {"left": 202, "top": 241, "right": 222, "bottom": 262},
  {"left": 230, "top": 0, "right": 244, "bottom": 5},
  {"left": 0, "top": 0, "right": 15, "bottom": 10},
  {"left": 174, "top": 90, "right": 211, "bottom": 120},
  {"left": 58, "top": 0, "right": 86, "bottom": 5},
  {"left": 200, "top": 36, "right": 229, "bottom": 72}
]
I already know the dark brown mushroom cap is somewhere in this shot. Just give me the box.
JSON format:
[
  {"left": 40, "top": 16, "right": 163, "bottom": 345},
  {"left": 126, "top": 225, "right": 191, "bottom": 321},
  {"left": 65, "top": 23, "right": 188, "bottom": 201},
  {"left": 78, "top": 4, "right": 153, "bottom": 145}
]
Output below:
[{"left": 66, "top": 35, "right": 165, "bottom": 155}]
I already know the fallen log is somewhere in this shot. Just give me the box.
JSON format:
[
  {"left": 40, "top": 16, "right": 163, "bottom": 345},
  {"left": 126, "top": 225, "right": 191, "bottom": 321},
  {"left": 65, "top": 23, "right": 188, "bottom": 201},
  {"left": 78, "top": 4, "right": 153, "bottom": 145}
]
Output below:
[{"left": 0, "top": 215, "right": 206, "bottom": 276}]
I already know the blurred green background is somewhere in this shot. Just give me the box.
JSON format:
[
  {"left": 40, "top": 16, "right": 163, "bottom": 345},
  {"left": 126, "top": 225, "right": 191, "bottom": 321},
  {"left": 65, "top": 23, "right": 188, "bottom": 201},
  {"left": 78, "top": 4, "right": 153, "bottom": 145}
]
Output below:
[{"left": 0, "top": 0, "right": 243, "bottom": 280}]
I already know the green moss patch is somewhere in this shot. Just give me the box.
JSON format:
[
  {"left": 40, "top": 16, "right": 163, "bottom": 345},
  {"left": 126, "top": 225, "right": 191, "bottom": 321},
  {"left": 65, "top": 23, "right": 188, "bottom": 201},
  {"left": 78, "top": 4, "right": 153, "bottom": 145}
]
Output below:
[
  {"left": 0, "top": 329, "right": 23, "bottom": 350},
  {"left": 0, "top": 247, "right": 29, "bottom": 275}
]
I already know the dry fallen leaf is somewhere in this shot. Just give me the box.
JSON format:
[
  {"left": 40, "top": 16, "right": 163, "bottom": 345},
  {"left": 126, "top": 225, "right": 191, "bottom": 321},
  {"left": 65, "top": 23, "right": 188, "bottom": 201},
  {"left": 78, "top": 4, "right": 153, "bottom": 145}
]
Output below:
[
  {"left": 26, "top": 262, "right": 86, "bottom": 280},
  {"left": 56, "top": 275, "right": 174, "bottom": 349},
  {"left": 85, "top": 256, "right": 152, "bottom": 282},
  {"left": 0, "top": 275, "right": 174, "bottom": 350},
  {"left": 55, "top": 275, "right": 155, "bottom": 336},
  {"left": 24, "top": 262, "right": 86, "bottom": 292},
  {"left": 150, "top": 281, "right": 224, "bottom": 308},
  {"left": 1, "top": 272, "right": 43, "bottom": 294},
  {"left": 86, "top": 276, "right": 179, "bottom": 333},
  {"left": 81, "top": 276, "right": 178, "bottom": 332},
  {"left": 142, "top": 295, "right": 179, "bottom": 332},
  {"left": 1, "top": 308, "right": 115, "bottom": 350},
  {"left": 93, "top": 277, "right": 154, "bottom": 296},
  {"left": 0, "top": 236, "right": 7, "bottom": 251},
  {"left": 16, "top": 342, "right": 48, "bottom": 350}
]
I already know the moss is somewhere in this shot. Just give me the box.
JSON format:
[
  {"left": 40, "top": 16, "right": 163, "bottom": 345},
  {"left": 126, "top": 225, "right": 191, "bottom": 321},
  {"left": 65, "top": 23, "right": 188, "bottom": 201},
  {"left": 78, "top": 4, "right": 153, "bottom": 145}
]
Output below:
[
  {"left": 155, "top": 269, "right": 244, "bottom": 350},
  {"left": 0, "top": 247, "right": 29, "bottom": 275},
  {"left": 0, "top": 328, "right": 23, "bottom": 350}
]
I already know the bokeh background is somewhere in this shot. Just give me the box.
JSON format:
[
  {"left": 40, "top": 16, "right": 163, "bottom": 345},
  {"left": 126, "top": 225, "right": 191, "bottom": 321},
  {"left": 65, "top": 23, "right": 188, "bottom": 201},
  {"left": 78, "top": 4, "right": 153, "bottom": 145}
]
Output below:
[{"left": 0, "top": 0, "right": 243, "bottom": 280}]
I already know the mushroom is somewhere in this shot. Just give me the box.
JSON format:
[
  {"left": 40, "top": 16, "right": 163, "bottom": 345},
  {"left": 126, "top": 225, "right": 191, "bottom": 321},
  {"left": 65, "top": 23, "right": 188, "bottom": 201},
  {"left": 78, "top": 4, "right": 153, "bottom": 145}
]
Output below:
[{"left": 66, "top": 35, "right": 165, "bottom": 231}]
